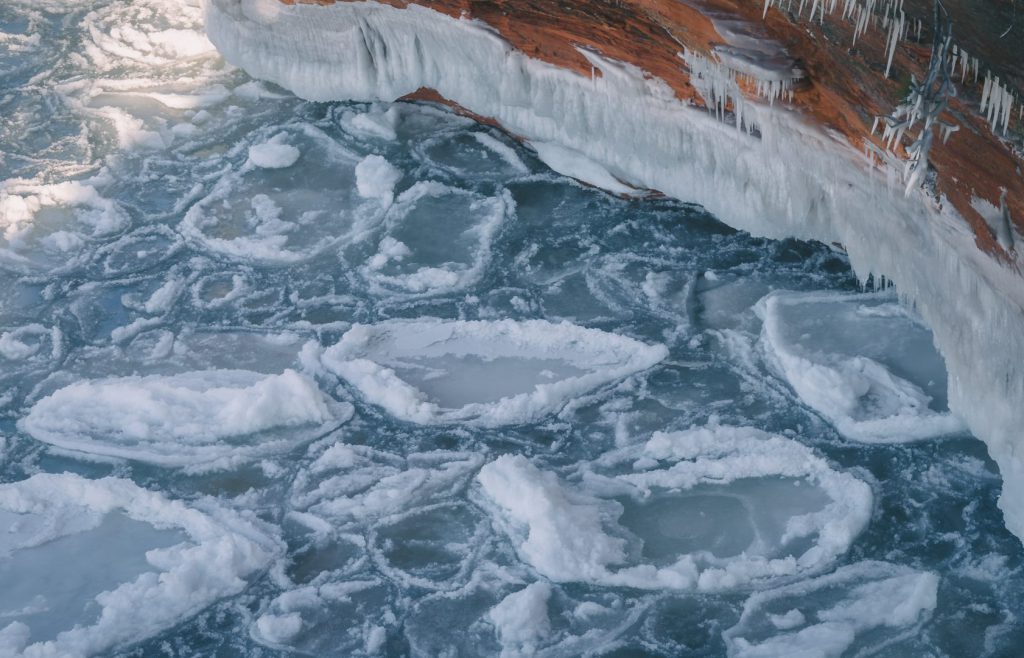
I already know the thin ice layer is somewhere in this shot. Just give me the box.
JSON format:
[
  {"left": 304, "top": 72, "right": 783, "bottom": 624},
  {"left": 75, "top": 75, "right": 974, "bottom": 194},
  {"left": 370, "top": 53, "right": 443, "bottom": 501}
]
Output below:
[
  {"left": 723, "top": 561, "right": 939, "bottom": 657},
  {"left": 319, "top": 318, "right": 668, "bottom": 426},
  {"left": 0, "top": 473, "right": 280, "bottom": 657},
  {"left": 205, "top": 0, "right": 1024, "bottom": 542},
  {"left": 476, "top": 425, "right": 872, "bottom": 590},
  {"left": 19, "top": 369, "right": 350, "bottom": 469},
  {"left": 758, "top": 291, "right": 964, "bottom": 443}
]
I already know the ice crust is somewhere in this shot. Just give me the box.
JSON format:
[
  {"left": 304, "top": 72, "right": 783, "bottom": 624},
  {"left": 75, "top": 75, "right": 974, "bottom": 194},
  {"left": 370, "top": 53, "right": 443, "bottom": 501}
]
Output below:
[
  {"left": 0, "top": 473, "right": 280, "bottom": 657},
  {"left": 476, "top": 424, "right": 873, "bottom": 591},
  {"left": 758, "top": 291, "right": 965, "bottom": 443},
  {"left": 320, "top": 318, "right": 668, "bottom": 426},
  {"left": 20, "top": 369, "right": 351, "bottom": 470},
  {"left": 724, "top": 561, "right": 939, "bottom": 657},
  {"left": 205, "top": 0, "right": 1024, "bottom": 541}
]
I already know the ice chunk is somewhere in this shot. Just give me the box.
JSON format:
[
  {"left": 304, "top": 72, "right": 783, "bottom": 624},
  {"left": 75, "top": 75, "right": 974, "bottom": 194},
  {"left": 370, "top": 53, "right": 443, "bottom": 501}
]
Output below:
[
  {"left": 20, "top": 369, "right": 351, "bottom": 470},
  {"left": 724, "top": 561, "right": 939, "bottom": 657},
  {"left": 357, "top": 182, "right": 511, "bottom": 297},
  {"left": 248, "top": 140, "right": 301, "bottom": 169},
  {"left": 489, "top": 582, "right": 553, "bottom": 657},
  {"left": 759, "top": 291, "right": 965, "bottom": 443},
  {"left": 0, "top": 473, "right": 280, "bottom": 657},
  {"left": 320, "top": 319, "right": 667, "bottom": 426},
  {"left": 355, "top": 154, "right": 402, "bottom": 206},
  {"left": 476, "top": 425, "right": 872, "bottom": 590}
]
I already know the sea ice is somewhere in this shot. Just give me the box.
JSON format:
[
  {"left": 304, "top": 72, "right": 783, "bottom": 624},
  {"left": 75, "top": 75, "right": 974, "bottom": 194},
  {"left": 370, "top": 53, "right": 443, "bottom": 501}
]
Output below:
[
  {"left": 759, "top": 291, "right": 965, "bottom": 442},
  {"left": 476, "top": 424, "right": 872, "bottom": 590},
  {"left": 723, "top": 561, "right": 939, "bottom": 657},
  {"left": 0, "top": 473, "right": 280, "bottom": 657},
  {"left": 19, "top": 368, "right": 351, "bottom": 470},
  {"left": 319, "top": 318, "right": 668, "bottom": 426}
]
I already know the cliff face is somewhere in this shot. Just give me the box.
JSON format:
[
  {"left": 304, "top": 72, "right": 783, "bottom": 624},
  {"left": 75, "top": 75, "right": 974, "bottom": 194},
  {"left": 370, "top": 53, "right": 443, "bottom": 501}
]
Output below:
[
  {"left": 286, "top": 0, "right": 1024, "bottom": 262},
  {"left": 206, "top": 0, "right": 1024, "bottom": 542}
]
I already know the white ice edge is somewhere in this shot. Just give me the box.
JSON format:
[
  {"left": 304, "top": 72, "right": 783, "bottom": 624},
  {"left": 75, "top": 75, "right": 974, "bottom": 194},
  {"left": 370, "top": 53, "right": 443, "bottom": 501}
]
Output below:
[{"left": 205, "top": 0, "right": 1024, "bottom": 541}]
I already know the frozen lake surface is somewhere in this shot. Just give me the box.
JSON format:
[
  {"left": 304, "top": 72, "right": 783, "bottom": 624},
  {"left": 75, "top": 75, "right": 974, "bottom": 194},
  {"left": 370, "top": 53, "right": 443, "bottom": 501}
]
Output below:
[{"left": 0, "top": 0, "right": 1022, "bottom": 655}]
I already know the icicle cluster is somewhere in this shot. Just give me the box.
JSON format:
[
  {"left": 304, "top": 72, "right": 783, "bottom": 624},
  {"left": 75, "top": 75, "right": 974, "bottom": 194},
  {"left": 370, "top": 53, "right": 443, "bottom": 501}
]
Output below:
[
  {"left": 981, "top": 73, "right": 1016, "bottom": 136},
  {"left": 873, "top": 5, "right": 958, "bottom": 195},
  {"left": 680, "top": 49, "right": 801, "bottom": 132},
  {"left": 680, "top": 49, "right": 750, "bottom": 130}
]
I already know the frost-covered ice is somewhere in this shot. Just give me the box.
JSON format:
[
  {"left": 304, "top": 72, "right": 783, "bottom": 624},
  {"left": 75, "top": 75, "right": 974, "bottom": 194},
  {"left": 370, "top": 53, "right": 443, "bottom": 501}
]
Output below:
[
  {"left": 320, "top": 319, "right": 668, "bottom": 426},
  {"left": 477, "top": 424, "right": 872, "bottom": 590},
  {"left": 759, "top": 291, "right": 965, "bottom": 443},
  {"left": 724, "top": 561, "right": 939, "bottom": 657},
  {"left": 0, "top": 473, "right": 280, "bottom": 657},
  {"left": 20, "top": 369, "right": 351, "bottom": 469}
]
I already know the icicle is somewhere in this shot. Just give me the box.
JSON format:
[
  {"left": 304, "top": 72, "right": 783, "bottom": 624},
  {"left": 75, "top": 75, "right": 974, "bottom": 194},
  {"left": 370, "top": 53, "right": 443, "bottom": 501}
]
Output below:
[{"left": 884, "top": 9, "right": 905, "bottom": 78}]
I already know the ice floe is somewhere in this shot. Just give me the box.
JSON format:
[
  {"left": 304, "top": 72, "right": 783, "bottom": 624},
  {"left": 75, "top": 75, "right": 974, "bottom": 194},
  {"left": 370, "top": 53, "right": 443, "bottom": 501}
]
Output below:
[
  {"left": 724, "top": 561, "right": 939, "bottom": 657},
  {"left": 356, "top": 182, "right": 511, "bottom": 297},
  {"left": 180, "top": 124, "right": 379, "bottom": 264},
  {"left": 20, "top": 368, "right": 351, "bottom": 470},
  {"left": 759, "top": 291, "right": 965, "bottom": 443},
  {"left": 477, "top": 424, "right": 872, "bottom": 590},
  {"left": 320, "top": 318, "right": 668, "bottom": 426},
  {"left": 0, "top": 473, "right": 280, "bottom": 657}
]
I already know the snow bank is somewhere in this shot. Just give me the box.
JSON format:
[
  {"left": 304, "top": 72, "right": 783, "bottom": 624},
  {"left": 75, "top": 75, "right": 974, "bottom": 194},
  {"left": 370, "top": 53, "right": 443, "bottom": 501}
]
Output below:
[
  {"left": 20, "top": 369, "right": 350, "bottom": 470},
  {"left": 205, "top": 0, "right": 1024, "bottom": 541},
  {"left": 0, "top": 473, "right": 280, "bottom": 657},
  {"left": 476, "top": 425, "right": 872, "bottom": 590},
  {"left": 759, "top": 291, "right": 965, "bottom": 442},
  {"left": 724, "top": 561, "right": 939, "bottom": 657},
  {"left": 320, "top": 318, "right": 668, "bottom": 426}
]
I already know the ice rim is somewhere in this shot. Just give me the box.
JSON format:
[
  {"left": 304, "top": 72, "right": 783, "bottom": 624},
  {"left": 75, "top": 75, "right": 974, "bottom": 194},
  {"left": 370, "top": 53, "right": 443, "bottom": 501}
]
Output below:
[{"left": 204, "top": 0, "right": 1024, "bottom": 543}]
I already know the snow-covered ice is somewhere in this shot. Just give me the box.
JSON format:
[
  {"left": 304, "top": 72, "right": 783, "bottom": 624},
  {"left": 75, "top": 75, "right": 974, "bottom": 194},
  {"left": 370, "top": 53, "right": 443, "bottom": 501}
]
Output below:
[
  {"left": 20, "top": 369, "right": 351, "bottom": 470},
  {"left": 477, "top": 424, "right": 872, "bottom": 590},
  {"left": 320, "top": 318, "right": 668, "bottom": 426}
]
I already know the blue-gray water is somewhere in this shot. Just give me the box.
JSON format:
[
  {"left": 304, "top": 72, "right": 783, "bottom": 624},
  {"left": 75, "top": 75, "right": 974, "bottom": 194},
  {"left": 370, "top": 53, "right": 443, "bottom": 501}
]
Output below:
[{"left": 0, "top": 0, "right": 1022, "bottom": 656}]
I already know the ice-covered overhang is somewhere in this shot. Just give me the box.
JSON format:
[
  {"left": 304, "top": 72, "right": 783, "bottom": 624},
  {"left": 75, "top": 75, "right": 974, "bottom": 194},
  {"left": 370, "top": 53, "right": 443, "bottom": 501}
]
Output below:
[{"left": 204, "top": 0, "right": 1024, "bottom": 542}]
